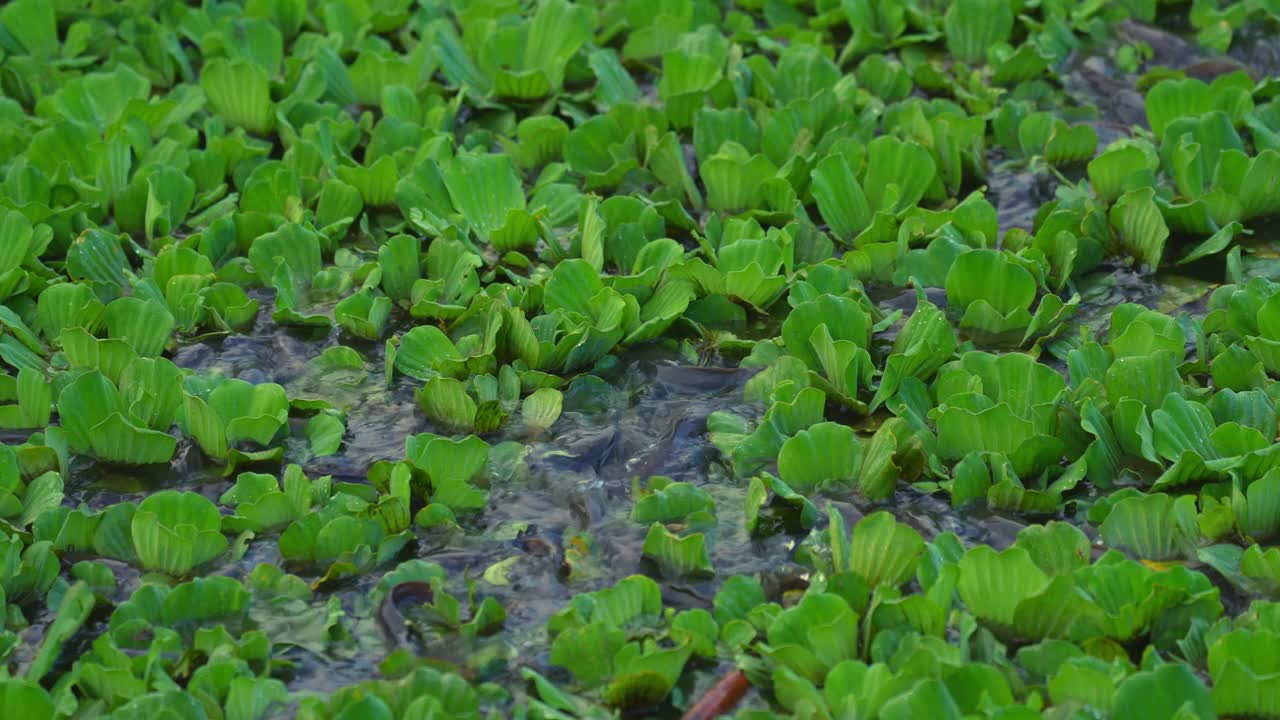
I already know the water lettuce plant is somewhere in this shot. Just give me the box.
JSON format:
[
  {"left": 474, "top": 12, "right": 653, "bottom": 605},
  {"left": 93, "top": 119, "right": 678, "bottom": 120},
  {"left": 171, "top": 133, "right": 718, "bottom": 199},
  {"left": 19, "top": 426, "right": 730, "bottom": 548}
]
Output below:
[
  {"left": 182, "top": 378, "right": 290, "bottom": 462},
  {"left": 55, "top": 368, "right": 178, "bottom": 465},
  {"left": 129, "top": 491, "right": 228, "bottom": 576},
  {"left": 2, "top": 0, "right": 1280, "bottom": 717}
]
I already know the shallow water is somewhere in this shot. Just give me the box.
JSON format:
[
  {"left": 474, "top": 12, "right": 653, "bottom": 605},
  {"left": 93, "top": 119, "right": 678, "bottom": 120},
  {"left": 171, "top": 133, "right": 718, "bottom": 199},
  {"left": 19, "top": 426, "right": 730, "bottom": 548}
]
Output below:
[
  {"left": 110, "top": 294, "right": 801, "bottom": 696},
  {"left": 86, "top": 268, "right": 1143, "bottom": 700},
  {"left": 34, "top": 16, "right": 1279, "bottom": 708}
]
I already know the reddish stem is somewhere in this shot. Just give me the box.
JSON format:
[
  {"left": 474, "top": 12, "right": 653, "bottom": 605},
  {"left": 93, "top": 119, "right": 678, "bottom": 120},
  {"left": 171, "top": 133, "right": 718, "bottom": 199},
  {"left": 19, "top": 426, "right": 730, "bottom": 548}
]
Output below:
[{"left": 681, "top": 669, "right": 751, "bottom": 720}]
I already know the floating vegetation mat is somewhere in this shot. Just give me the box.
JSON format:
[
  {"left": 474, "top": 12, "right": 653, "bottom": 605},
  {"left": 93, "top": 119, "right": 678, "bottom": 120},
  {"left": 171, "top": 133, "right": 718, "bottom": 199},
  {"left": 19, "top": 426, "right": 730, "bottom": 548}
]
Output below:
[{"left": 5, "top": 1, "right": 1280, "bottom": 718}]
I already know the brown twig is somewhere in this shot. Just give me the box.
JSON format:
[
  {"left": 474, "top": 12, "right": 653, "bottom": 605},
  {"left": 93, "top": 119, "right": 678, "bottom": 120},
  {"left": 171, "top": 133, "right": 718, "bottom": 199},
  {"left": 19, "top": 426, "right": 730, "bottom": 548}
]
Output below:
[{"left": 681, "top": 669, "right": 751, "bottom": 720}]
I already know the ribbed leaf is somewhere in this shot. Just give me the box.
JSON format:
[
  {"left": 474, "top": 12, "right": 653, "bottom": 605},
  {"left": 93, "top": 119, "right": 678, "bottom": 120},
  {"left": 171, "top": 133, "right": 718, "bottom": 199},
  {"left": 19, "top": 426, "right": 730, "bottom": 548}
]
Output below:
[
  {"left": 863, "top": 136, "right": 936, "bottom": 214},
  {"left": 641, "top": 524, "right": 713, "bottom": 578},
  {"left": 441, "top": 154, "right": 526, "bottom": 235},
  {"left": 131, "top": 490, "right": 227, "bottom": 574},
  {"left": 1110, "top": 187, "right": 1169, "bottom": 270},
  {"left": 521, "top": 388, "right": 562, "bottom": 431},
  {"left": 200, "top": 58, "right": 274, "bottom": 135},
  {"left": 416, "top": 377, "right": 477, "bottom": 432},
  {"left": 1099, "top": 493, "right": 1182, "bottom": 560},
  {"left": 957, "top": 545, "right": 1050, "bottom": 627},
  {"left": 777, "top": 422, "right": 861, "bottom": 492},
  {"left": 837, "top": 510, "right": 924, "bottom": 587},
  {"left": 944, "top": 0, "right": 1013, "bottom": 64},
  {"left": 104, "top": 297, "right": 175, "bottom": 358},
  {"left": 811, "top": 153, "right": 871, "bottom": 241}
]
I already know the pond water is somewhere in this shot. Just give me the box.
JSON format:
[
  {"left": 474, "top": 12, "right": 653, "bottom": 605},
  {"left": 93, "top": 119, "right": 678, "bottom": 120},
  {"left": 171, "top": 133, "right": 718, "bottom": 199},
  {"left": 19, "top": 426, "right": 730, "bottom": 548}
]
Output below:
[{"left": 10, "top": 8, "right": 1280, "bottom": 717}]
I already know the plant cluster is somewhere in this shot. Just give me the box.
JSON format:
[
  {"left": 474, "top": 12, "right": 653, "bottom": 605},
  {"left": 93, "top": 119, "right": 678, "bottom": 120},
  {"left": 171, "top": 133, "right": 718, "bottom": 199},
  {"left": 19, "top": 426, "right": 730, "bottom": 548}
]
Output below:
[{"left": 2, "top": 0, "right": 1280, "bottom": 717}]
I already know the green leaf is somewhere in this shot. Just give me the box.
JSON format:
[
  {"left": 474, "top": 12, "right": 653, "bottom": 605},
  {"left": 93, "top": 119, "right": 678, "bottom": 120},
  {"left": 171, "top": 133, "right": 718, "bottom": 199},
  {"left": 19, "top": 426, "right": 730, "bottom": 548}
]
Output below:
[
  {"left": 1209, "top": 628, "right": 1280, "bottom": 717},
  {"left": 315, "top": 178, "right": 364, "bottom": 237},
  {"left": 1235, "top": 468, "right": 1280, "bottom": 542},
  {"left": 701, "top": 143, "right": 777, "bottom": 214},
  {"left": 764, "top": 591, "right": 858, "bottom": 681},
  {"left": 659, "top": 50, "right": 723, "bottom": 128},
  {"left": 142, "top": 166, "right": 197, "bottom": 241},
  {"left": 57, "top": 371, "right": 176, "bottom": 465},
  {"left": 36, "top": 283, "right": 104, "bottom": 343},
  {"left": 641, "top": 524, "right": 713, "bottom": 579},
  {"left": 0, "top": 680, "right": 54, "bottom": 720},
  {"left": 936, "top": 404, "right": 1034, "bottom": 460},
  {"left": 509, "top": 0, "right": 590, "bottom": 98},
  {"left": 1110, "top": 187, "right": 1170, "bottom": 270},
  {"left": 379, "top": 235, "right": 421, "bottom": 305},
  {"left": 944, "top": 0, "right": 1013, "bottom": 63},
  {"left": 1152, "top": 394, "right": 1219, "bottom": 463},
  {"left": 1106, "top": 353, "right": 1182, "bottom": 410},
  {"left": 1180, "top": 221, "right": 1244, "bottom": 265},
  {"left": 249, "top": 223, "right": 322, "bottom": 284},
  {"left": 564, "top": 115, "right": 640, "bottom": 190},
  {"left": 694, "top": 107, "right": 760, "bottom": 165},
  {"left": 781, "top": 294, "right": 871, "bottom": 374},
  {"left": 957, "top": 545, "right": 1050, "bottom": 628},
  {"left": 408, "top": 433, "right": 490, "bottom": 510},
  {"left": 521, "top": 388, "right": 562, "bottom": 432},
  {"left": 811, "top": 153, "right": 870, "bottom": 241},
  {"left": 104, "top": 297, "right": 175, "bottom": 358},
  {"left": 1099, "top": 493, "right": 1185, "bottom": 561},
  {"left": 647, "top": 130, "right": 702, "bottom": 210},
  {"left": 334, "top": 292, "right": 391, "bottom": 341},
  {"left": 202, "top": 283, "right": 260, "bottom": 331},
  {"left": 632, "top": 480, "right": 715, "bottom": 525},
  {"left": 864, "top": 136, "right": 936, "bottom": 214},
  {"left": 394, "top": 326, "right": 466, "bottom": 381},
  {"left": 881, "top": 679, "right": 964, "bottom": 720},
  {"left": 0, "top": 367, "right": 51, "bottom": 430},
  {"left": 1113, "top": 663, "right": 1215, "bottom": 720},
  {"left": 1088, "top": 145, "right": 1155, "bottom": 205},
  {"left": 221, "top": 470, "right": 305, "bottom": 533},
  {"left": 66, "top": 229, "right": 131, "bottom": 294},
  {"left": 1145, "top": 76, "right": 1243, "bottom": 139},
  {"left": 26, "top": 581, "right": 93, "bottom": 681},
  {"left": 442, "top": 154, "right": 526, "bottom": 237},
  {"left": 856, "top": 54, "right": 911, "bottom": 101},
  {"left": 306, "top": 413, "right": 345, "bottom": 457},
  {"left": 0, "top": 0, "right": 56, "bottom": 58},
  {"left": 550, "top": 623, "right": 624, "bottom": 688},
  {"left": 777, "top": 422, "right": 861, "bottom": 493},
  {"left": 131, "top": 490, "right": 228, "bottom": 575},
  {"left": 872, "top": 298, "right": 956, "bottom": 410},
  {"left": 1015, "top": 522, "right": 1091, "bottom": 576},
  {"left": 589, "top": 49, "right": 641, "bottom": 108},
  {"left": 201, "top": 59, "right": 274, "bottom": 135},
  {"left": 416, "top": 377, "right": 477, "bottom": 432},
  {"left": 831, "top": 508, "right": 924, "bottom": 587},
  {"left": 945, "top": 249, "right": 1036, "bottom": 317},
  {"left": 338, "top": 155, "right": 400, "bottom": 208},
  {"left": 858, "top": 418, "right": 916, "bottom": 501},
  {"left": 206, "top": 379, "right": 290, "bottom": 449},
  {"left": 1241, "top": 544, "right": 1280, "bottom": 595}
]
